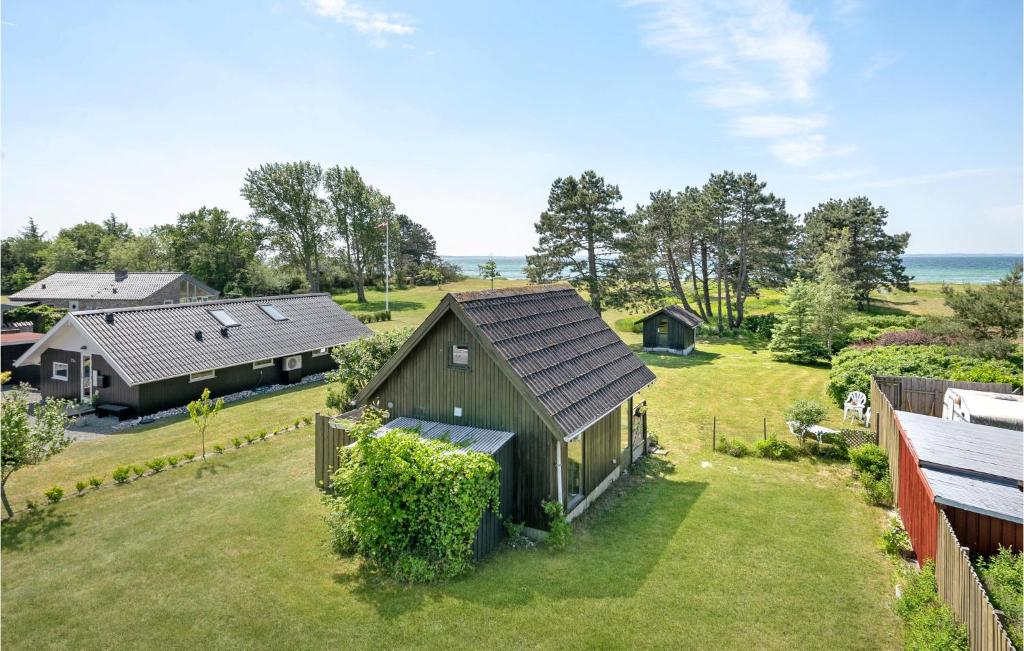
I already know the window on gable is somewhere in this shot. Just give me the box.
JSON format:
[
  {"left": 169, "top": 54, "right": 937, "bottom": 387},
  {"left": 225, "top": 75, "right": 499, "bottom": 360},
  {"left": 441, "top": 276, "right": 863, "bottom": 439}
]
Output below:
[
  {"left": 451, "top": 345, "right": 470, "bottom": 368},
  {"left": 259, "top": 304, "right": 289, "bottom": 321},
  {"left": 209, "top": 309, "right": 240, "bottom": 328},
  {"left": 52, "top": 362, "right": 69, "bottom": 381}
]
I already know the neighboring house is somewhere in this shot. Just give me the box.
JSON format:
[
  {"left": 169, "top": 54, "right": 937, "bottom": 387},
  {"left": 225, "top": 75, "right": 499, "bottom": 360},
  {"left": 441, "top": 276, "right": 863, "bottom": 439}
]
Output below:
[
  {"left": 11, "top": 271, "right": 218, "bottom": 310},
  {"left": 893, "top": 410, "right": 1022, "bottom": 562},
  {"left": 1, "top": 329, "right": 43, "bottom": 386},
  {"left": 15, "top": 294, "right": 370, "bottom": 417},
  {"left": 638, "top": 304, "right": 702, "bottom": 355},
  {"left": 354, "top": 284, "right": 656, "bottom": 532}
]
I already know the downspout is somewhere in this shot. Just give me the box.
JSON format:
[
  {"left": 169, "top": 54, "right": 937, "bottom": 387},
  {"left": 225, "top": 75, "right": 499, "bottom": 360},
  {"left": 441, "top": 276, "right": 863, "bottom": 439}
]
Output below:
[{"left": 555, "top": 442, "right": 564, "bottom": 506}]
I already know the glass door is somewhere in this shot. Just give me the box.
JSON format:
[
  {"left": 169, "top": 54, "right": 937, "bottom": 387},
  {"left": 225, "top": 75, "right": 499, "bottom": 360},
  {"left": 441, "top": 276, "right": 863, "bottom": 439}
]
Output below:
[{"left": 81, "top": 354, "right": 92, "bottom": 404}]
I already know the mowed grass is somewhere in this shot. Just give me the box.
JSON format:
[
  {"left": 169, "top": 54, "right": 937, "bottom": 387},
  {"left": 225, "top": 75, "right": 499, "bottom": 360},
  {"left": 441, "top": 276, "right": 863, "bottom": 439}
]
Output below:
[{"left": 4, "top": 382, "right": 331, "bottom": 509}]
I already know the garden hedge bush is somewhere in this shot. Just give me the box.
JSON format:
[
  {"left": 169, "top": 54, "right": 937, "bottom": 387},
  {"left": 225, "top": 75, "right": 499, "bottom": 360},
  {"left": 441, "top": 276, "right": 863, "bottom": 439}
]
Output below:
[
  {"left": 826, "top": 345, "right": 1022, "bottom": 407},
  {"left": 976, "top": 547, "right": 1023, "bottom": 649},
  {"left": 894, "top": 561, "right": 968, "bottom": 650},
  {"left": 327, "top": 411, "right": 500, "bottom": 582}
]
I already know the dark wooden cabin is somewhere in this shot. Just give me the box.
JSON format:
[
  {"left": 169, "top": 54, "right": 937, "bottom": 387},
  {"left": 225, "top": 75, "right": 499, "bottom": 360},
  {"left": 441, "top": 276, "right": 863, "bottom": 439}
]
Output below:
[
  {"left": 354, "top": 284, "right": 656, "bottom": 532},
  {"left": 14, "top": 294, "right": 370, "bottom": 417},
  {"left": 638, "top": 305, "right": 701, "bottom": 355}
]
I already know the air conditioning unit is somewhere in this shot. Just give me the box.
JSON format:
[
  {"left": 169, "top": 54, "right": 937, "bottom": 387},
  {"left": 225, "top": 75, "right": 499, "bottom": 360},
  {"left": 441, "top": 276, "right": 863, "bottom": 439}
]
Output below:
[{"left": 283, "top": 355, "right": 303, "bottom": 372}]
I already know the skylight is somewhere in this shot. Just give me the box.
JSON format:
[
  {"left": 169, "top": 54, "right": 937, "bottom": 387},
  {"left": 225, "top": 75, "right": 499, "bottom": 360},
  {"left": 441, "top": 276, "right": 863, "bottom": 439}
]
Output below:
[
  {"left": 259, "top": 304, "right": 288, "bottom": 321},
  {"left": 209, "top": 309, "right": 240, "bottom": 327}
]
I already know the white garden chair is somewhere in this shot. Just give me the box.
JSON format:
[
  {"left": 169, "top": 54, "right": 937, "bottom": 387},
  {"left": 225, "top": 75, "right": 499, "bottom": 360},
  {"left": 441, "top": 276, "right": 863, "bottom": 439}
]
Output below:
[{"left": 843, "top": 391, "right": 867, "bottom": 422}]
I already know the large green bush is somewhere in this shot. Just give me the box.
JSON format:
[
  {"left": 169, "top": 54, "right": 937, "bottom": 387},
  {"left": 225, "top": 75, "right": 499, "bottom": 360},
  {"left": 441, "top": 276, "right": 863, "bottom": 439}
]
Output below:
[
  {"left": 327, "top": 411, "right": 500, "bottom": 582},
  {"left": 850, "top": 444, "right": 888, "bottom": 481},
  {"left": 826, "top": 345, "right": 1022, "bottom": 407},
  {"left": 326, "top": 329, "right": 411, "bottom": 411},
  {"left": 976, "top": 547, "right": 1023, "bottom": 649},
  {"left": 894, "top": 561, "right": 968, "bottom": 650}
]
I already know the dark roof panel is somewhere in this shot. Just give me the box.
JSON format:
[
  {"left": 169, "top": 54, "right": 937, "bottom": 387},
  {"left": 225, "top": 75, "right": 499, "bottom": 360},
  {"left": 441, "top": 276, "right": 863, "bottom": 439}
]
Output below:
[
  {"left": 640, "top": 304, "right": 703, "bottom": 328},
  {"left": 454, "top": 285, "right": 655, "bottom": 436},
  {"left": 73, "top": 293, "right": 370, "bottom": 384},
  {"left": 11, "top": 272, "right": 217, "bottom": 301}
]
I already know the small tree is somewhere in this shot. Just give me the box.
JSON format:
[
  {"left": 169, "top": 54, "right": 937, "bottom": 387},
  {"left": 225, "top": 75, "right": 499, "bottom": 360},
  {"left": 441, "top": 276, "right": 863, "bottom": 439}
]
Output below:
[
  {"left": 187, "top": 388, "right": 224, "bottom": 461},
  {"left": 813, "top": 241, "right": 854, "bottom": 356},
  {"left": 416, "top": 266, "right": 444, "bottom": 289},
  {"left": 785, "top": 400, "right": 828, "bottom": 441},
  {"left": 326, "top": 329, "right": 411, "bottom": 411},
  {"left": 1, "top": 387, "right": 72, "bottom": 518},
  {"left": 769, "top": 277, "right": 824, "bottom": 362},
  {"left": 478, "top": 257, "right": 502, "bottom": 290}
]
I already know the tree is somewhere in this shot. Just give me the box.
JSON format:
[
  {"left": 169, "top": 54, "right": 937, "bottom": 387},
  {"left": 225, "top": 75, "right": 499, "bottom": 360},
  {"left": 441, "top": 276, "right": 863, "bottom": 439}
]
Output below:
[
  {"left": 326, "top": 329, "right": 411, "bottom": 411},
  {"left": 41, "top": 222, "right": 111, "bottom": 273},
  {"left": 799, "top": 197, "right": 911, "bottom": 310},
  {"left": 784, "top": 400, "right": 828, "bottom": 441},
  {"left": 393, "top": 214, "right": 437, "bottom": 287},
  {"left": 323, "top": 166, "right": 392, "bottom": 302},
  {"left": 1, "top": 387, "right": 73, "bottom": 518},
  {"left": 769, "top": 277, "right": 823, "bottom": 363},
  {"left": 104, "top": 230, "right": 172, "bottom": 271},
  {"left": 525, "top": 170, "right": 627, "bottom": 315},
  {"left": 478, "top": 258, "right": 501, "bottom": 289},
  {"left": 165, "top": 207, "right": 262, "bottom": 293},
  {"left": 813, "top": 235, "right": 854, "bottom": 356},
  {"left": 1, "top": 218, "right": 48, "bottom": 292},
  {"left": 102, "top": 213, "right": 133, "bottom": 240},
  {"left": 241, "top": 162, "right": 328, "bottom": 292},
  {"left": 941, "top": 265, "right": 1023, "bottom": 338},
  {"left": 416, "top": 266, "right": 445, "bottom": 289},
  {"left": 187, "top": 388, "right": 224, "bottom": 461}
]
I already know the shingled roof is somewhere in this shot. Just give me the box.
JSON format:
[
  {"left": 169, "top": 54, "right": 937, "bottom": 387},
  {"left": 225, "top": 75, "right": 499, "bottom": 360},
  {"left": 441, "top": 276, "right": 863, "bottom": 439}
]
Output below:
[
  {"left": 640, "top": 304, "right": 703, "bottom": 328},
  {"left": 11, "top": 272, "right": 217, "bottom": 302},
  {"left": 359, "top": 284, "right": 655, "bottom": 439},
  {"left": 16, "top": 294, "right": 370, "bottom": 385}
]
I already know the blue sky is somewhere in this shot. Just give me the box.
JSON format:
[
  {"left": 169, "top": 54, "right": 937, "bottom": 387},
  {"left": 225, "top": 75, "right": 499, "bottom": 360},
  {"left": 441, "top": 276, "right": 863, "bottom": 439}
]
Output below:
[{"left": 2, "top": 0, "right": 1021, "bottom": 255}]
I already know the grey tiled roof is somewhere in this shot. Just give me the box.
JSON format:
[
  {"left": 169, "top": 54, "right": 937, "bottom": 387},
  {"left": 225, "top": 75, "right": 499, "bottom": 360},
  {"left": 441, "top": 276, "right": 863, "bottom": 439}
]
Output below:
[
  {"left": 376, "top": 417, "right": 514, "bottom": 455},
  {"left": 922, "top": 468, "right": 1023, "bottom": 524},
  {"left": 896, "top": 410, "right": 1022, "bottom": 482},
  {"left": 11, "top": 272, "right": 217, "bottom": 301},
  {"left": 452, "top": 285, "right": 656, "bottom": 437},
  {"left": 641, "top": 304, "right": 703, "bottom": 328},
  {"left": 73, "top": 294, "right": 371, "bottom": 385}
]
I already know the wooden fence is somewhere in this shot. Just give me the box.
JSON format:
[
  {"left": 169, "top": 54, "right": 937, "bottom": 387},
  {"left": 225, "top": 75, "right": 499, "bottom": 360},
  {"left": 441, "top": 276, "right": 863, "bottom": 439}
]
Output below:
[
  {"left": 870, "top": 376, "right": 1015, "bottom": 498},
  {"left": 936, "top": 510, "right": 1017, "bottom": 651},
  {"left": 314, "top": 413, "right": 355, "bottom": 491}
]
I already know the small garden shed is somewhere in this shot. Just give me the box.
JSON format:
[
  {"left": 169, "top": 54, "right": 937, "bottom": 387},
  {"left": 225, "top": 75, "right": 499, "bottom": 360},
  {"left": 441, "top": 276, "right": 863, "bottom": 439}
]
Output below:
[{"left": 638, "top": 305, "right": 701, "bottom": 355}]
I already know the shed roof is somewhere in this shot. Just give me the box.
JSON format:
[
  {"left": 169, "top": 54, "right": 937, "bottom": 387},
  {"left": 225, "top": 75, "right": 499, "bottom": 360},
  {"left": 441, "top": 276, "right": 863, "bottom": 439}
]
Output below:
[
  {"left": 375, "top": 417, "right": 514, "bottom": 455},
  {"left": 639, "top": 304, "right": 703, "bottom": 328},
  {"left": 921, "top": 468, "right": 1023, "bottom": 524},
  {"left": 11, "top": 272, "right": 217, "bottom": 302},
  {"left": 451, "top": 285, "right": 656, "bottom": 437},
  {"left": 945, "top": 389, "right": 1024, "bottom": 430},
  {"left": 15, "top": 293, "right": 370, "bottom": 385},
  {"left": 897, "top": 410, "right": 1022, "bottom": 483},
  {"left": 1, "top": 332, "right": 43, "bottom": 346}
]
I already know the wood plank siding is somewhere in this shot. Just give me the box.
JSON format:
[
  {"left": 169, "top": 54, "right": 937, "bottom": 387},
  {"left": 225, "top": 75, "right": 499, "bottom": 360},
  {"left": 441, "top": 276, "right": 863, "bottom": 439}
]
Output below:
[
  {"left": 641, "top": 316, "right": 694, "bottom": 351},
  {"left": 943, "top": 506, "right": 1024, "bottom": 557},
  {"left": 367, "top": 311, "right": 558, "bottom": 529},
  {"left": 40, "top": 348, "right": 81, "bottom": 401},
  {"left": 898, "top": 426, "right": 939, "bottom": 564}
]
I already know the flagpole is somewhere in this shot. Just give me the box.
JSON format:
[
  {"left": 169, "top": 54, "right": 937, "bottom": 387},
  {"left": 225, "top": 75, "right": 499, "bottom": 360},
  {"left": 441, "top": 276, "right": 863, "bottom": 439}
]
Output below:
[{"left": 385, "top": 218, "right": 390, "bottom": 313}]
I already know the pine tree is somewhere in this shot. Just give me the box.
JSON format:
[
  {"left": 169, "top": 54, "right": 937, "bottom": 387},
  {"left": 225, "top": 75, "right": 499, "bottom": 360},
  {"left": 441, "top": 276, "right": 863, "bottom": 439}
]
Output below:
[{"left": 769, "top": 277, "right": 824, "bottom": 363}]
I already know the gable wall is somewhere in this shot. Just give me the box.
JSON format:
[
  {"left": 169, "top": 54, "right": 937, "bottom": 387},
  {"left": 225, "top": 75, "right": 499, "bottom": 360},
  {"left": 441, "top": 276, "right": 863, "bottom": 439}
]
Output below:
[{"left": 367, "top": 310, "right": 556, "bottom": 529}]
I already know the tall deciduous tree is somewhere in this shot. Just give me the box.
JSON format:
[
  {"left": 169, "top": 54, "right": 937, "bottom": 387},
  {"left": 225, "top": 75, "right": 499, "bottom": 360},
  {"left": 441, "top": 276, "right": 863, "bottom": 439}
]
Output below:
[
  {"left": 526, "top": 170, "right": 627, "bottom": 315},
  {"left": 104, "top": 229, "right": 173, "bottom": 272},
  {"left": 323, "top": 166, "right": 393, "bottom": 303},
  {"left": 1, "top": 386, "right": 72, "bottom": 518},
  {"left": 165, "top": 207, "right": 262, "bottom": 293},
  {"left": 1, "top": 218, "right": 49, "bottom": 293},
  {"left": 393, "top": 214, "right": 436, "bottom": 287},
  {"left": 798, "top": 197, "right": 911, "bottom": 310},
  {"left": 241, "top": 162, "right": 328, "bottom": 292}
]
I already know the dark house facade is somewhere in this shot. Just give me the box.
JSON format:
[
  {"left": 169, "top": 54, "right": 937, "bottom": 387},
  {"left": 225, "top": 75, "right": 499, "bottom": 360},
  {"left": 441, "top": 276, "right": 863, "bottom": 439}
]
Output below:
[
  {"left": 355, "top": 285, "right": 656, "bottom": 531},
  {"left": 1, "top": 329, "right": 43, "bottom": 385},
  {"left": 639, "top": 305, "right": 701, "bottom": 355},
  {"left": 16, "top": 294, "right": 370, "bottom": 416},
  {"left": 11, "top": 271, "right": 218, "bottom": 310}
]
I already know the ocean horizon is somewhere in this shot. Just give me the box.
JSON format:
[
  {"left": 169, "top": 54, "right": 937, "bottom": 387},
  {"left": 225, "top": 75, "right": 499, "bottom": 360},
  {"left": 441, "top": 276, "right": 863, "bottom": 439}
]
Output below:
[{"left": 441, "top": 253, "right": 1022, "bottom": 284}]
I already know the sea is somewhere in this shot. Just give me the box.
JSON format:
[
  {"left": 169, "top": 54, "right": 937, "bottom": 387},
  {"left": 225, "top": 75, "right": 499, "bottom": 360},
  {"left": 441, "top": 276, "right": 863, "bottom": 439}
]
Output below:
[{"left": 441, "top": 254, "right": 1022, "bottom": 284}]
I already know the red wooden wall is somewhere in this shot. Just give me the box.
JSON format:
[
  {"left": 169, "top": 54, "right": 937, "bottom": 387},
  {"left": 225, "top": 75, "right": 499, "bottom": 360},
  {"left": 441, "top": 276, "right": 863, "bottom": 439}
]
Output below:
[
  {"left": 897, "top": 426, "right": 939, "bottom": 565},
  {"left": 944, "top": 506, "right": 1024, "bottom": 557}
]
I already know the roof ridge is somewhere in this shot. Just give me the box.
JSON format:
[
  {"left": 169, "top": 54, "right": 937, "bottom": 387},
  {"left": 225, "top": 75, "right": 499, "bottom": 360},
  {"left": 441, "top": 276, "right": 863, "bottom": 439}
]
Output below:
[
  {"left": 451, "top": 283, "right": 574, "bottom": 302},
  {"left": 72, "top": 293, "right": 332, "bottom": 316}
]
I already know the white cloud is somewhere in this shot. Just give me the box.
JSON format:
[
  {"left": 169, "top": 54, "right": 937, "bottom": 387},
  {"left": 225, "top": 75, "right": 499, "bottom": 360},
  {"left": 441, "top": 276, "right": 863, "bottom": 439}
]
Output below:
[
  {"left": 860, "top": 52, "right": 900, "bottom": 80},
  {"left": 306, "top": 0, "right": 415, "bottom": 45},
  {"left": 628, "top": 0, "right": 836, "bottom": 166},
  {"left": 728, "top": 113, "right": 826, "bottom": 138}
]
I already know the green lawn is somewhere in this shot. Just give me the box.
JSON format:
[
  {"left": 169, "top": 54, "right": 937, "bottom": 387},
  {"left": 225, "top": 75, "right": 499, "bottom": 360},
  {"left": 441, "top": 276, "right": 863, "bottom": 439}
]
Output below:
[{"left": 1, "top": 278, "right": 903, "bottom": 648}]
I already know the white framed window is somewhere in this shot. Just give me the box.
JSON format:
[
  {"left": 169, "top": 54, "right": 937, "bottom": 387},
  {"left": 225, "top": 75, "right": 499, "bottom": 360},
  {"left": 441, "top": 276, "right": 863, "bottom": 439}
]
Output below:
[
  {"left": 189, "top": 369, "right": 216, "bottom": 383},
  {"left": 312, "top": 347, "right": 330, "bottom": 357},
  {"left": 52, "top": 362, "right": 69, "bottom": 381},
  {"left": 259, "top": 304, "right": 289, "bottom": 321},
  {"left": 451, "top": 344, "right": 470, "bottom": 368},
  {"left": 208, "top": 309, "right": 240, "bottom": 328},
  {"left": 252, "top": 359, "right": 274, "bottom": 369},
  {"left": 163, "top": 299, "right": 174, "bottom": 305}
]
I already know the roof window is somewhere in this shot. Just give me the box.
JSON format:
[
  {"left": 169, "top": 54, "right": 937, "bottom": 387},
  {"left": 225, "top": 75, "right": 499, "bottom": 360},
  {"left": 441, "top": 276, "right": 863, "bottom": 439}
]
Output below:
[
  {"left": 209, "top": 309, "right": 240, "bottom": 328},
  {"left": 259, "top": 304, "right": 289, "bottom": 321}
]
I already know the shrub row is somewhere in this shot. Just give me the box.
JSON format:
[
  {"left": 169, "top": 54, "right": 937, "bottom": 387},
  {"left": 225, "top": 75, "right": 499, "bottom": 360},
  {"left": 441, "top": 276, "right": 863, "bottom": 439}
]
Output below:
[
  {"left": 894, "top": 561, "right": 968, "bottom": 650},
  {"left": 715, "top": 436, "right": 801, "bottom": 461},
  {"left": 356, "top": 310, "right": 392, "bottom": 324},
  {"left": 27, "top": 417, "right": 317, "bottom": 512},
  {"left": 850, "top": 444, "right": 893, "bottom": 506},
  {"left": 975, "top": 547, "right": 1023, "bottom": 650}
]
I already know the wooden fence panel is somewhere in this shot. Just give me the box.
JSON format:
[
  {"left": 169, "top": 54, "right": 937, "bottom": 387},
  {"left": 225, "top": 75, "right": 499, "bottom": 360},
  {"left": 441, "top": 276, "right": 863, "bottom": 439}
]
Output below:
[
  {"left": 314, "top": 413, "right": 353, "bottom": 491},
  {"left": 936, "top": 510, "right": 1016, "bottom": 651},
  {"left": 871, "top": 377, "right": 901, "bottom": 498}
]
